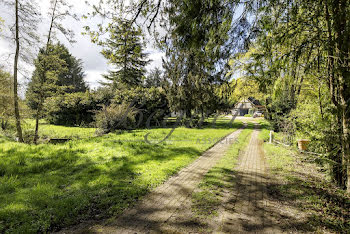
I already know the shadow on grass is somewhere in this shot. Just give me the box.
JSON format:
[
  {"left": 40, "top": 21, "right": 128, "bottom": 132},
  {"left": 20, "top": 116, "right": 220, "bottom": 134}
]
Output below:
[
  {"left": 0, "top": 135, "right": 206, "bottom": 233},
  {"left": 212, "top": 168, "right": 349, "bottom": 233},
  {"left": 266, "top": 170, "right": 350, "bottom": 232}
]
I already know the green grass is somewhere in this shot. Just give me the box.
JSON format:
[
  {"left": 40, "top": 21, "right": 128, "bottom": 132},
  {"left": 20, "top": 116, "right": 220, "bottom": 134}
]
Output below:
[
  {"left": 259, "top": 126, "right": 350, "bottom": 233},
  {"left": 0, "top": 118, "right": 242, "bottom": 233},
  {"left": 257, "top": 119, "right": 272, "bottom": 142},
  {"left": 191, "top": 123, "right": 254, "bottom": 218},
  {"left": 22, "top": 119, "right": 97, "bottom": 139}
]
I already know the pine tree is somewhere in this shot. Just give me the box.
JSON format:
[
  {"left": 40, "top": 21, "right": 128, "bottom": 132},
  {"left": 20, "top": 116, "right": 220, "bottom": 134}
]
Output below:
[
  {"left": 144, "top": 68, "right": 163, "bottom": 88},
  {"left": 99, "top": 19, "right": 149, "bottom": 89}
]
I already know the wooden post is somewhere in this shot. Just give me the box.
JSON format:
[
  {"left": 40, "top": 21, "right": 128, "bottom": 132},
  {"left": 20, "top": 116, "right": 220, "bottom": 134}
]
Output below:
[{"left": 269, "top": 131, "right": 274, "bottom": 144}]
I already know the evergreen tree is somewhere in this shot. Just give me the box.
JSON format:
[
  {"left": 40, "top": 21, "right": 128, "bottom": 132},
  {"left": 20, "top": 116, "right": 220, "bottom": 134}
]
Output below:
[
  {"left": 26, "top": 43, "right": 87, "bottom": 118},
  {"left": 144, "top": 68, "right": 163, "bottom": 88},
  {"left": 26, "top": 45, "right": 67, "bottom": 125},
  {"left": 99, "top": 19, "right": 149, "bottom": 89},
  {"left": 54, "top": 43, "right": 87, "bottom": 93},
  {"left": 237, "top": 0, "right": 350, "bottom": 191}
]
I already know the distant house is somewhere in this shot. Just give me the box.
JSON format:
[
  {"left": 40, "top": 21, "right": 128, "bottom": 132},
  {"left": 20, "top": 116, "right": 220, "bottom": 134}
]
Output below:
[{"left": 232, "top": 97, "right": 265, "bottom": 116}]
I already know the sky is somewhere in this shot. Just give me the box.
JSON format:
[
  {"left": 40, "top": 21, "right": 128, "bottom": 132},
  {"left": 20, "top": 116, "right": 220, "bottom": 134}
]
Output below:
[{"left": 0, "top": 0, "right": 165, "bottom": 94}]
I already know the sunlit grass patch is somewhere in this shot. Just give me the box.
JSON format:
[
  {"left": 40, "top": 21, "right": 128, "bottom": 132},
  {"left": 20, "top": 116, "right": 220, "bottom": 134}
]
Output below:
[{"left": 0, "top": 118, "right": 243, "bottom": 233}]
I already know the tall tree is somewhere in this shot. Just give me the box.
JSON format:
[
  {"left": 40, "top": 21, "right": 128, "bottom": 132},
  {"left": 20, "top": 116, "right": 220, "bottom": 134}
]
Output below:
[
  {"left": 161, "top": 0, "right": 243, "bottom": 119},
  {"left": 27, "top": 43, "right": 87, "bottom": 115},
  {"left": 5, "top": 0, "right": 41, "bottom": 142},
  {"left": 30, "top": 0, "right": 77, "bottom": 144},
  {"left": 90, "top": 19, "right": 149, "bottom": 89},
  {"left": 26, "top": 45, "right": 67, "bottom": 132},
  {"left": 54, "top": 43, "right": 87, "bottom": 93},
  {"left": 238, "top": 0, "right": 350, "bottom": 191},
  {"left": 144, "top": 67, "right": 163, "bottom": 88}
]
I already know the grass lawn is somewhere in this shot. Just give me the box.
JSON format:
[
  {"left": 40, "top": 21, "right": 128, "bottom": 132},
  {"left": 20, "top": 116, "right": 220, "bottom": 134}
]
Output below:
[
  {"left": 0, "top": 118, "right": 242, "bottom": 233},
  {"left": 259, "top": 122, "right": 350, "bottom": 233},
  {"left": 22, "top": 119, "right": 97, "bottom": 139}
]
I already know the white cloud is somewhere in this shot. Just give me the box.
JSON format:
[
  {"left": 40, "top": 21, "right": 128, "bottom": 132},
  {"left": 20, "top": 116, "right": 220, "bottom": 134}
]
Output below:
[
  {"left": 85, "top": 70, "right": 106, "bottom": 90},
  {"left": 146, "top": 51, "right": 165, "bottom": 71},
  {"left": 0, "top": 0, "right": 164, "bottom": 91}
]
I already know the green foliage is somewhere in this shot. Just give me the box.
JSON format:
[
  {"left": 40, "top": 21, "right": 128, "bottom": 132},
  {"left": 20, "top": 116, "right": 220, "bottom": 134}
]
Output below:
[
  {"left": 26, "top": 44, "right": 67, "bottom": 113},
  {"left": 0, "top": 118, "right": 239, "bottom": 233},
  {"left": 161, "top": 0, "right": 243, "bottom": 121},
  {"left": 113, "top": 86, "right": 170, "bottom": 127},
  {"left": 43, "top": 87, "right": 113, "bottom": 127},
  {"left": 163, "top": 50, "right": 223, "bottom": 119},
  {"left": 144, "top": 68, "right": 163, "bottom": 88},
  {"left": 96, "top": 19, "right": 148, "bottom": 88},
  {"left": 54, "top": 43, "right": 87, "bottom": 93},
  {"left": 95, "top": 104, "right": 137, "bottom": 134},
  {"left": 44, "top": 92, "right": 97, "bottom": 126},
  {"left": 227, "top": 78, "right": 265, "bottom": 105},
  {"left": 0, "top": 69, "right": 12, "bottom": 130},
  {"left": 237, "top": 0, "right": 350, "bottom": 189}
]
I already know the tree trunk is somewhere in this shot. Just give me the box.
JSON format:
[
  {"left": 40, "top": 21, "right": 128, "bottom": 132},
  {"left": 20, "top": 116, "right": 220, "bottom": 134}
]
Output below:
[
  {"left": 330, "top": 0, "right": 350, "bottom": 192},
  {"left": 33, "top": 105, "right": 41, "bottom": 144},
  {"left": 13, "top": 0, "right": 24, "bottom": 142}
]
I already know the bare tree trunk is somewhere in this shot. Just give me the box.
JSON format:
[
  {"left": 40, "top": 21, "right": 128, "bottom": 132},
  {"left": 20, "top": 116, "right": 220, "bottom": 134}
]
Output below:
[{"left": 13, "top": 0, "right": 24, "bottom": 142}]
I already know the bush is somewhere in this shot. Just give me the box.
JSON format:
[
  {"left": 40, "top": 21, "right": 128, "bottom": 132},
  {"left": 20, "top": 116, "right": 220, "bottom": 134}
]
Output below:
[
  {"left": 244, "top": 114, "right": 252, "bottom": 117},
  {"left": 113, "top": 87, "right": 170, "bottom": 127},
  {"left": 44, "top": 89, "right": 113, "bottom": 127},
  {"left": 44, "top": 92, "right": 97, "bottom": 126},
  {"left": 95, "top": 104, "right": 137, "bottom": 134}
]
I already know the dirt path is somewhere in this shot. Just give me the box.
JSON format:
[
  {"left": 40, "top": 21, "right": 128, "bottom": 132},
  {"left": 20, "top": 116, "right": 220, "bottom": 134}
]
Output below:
[
  {"left": 216, "top": 127, "right": 282, "bottom": 233},
  {"left": 62, "top": 127, "right": 245, "bottom": 234},
  {"left": 156, "top": 126, "right": 292, "bottom": 233}
]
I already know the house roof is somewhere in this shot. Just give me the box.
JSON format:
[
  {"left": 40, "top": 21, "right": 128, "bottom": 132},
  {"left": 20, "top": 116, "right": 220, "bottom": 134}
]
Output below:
[
  {"left": 247, "top": 97, "right": 262, "bottom": 106},
  {"left": 233, "top": 97, "right": 264, "bottom": 109}
]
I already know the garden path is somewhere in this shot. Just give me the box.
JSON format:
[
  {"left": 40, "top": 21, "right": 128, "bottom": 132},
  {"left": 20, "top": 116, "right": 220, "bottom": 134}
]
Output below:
[{"left": 61, "top": 126, "right": 245, "bottom": 233}]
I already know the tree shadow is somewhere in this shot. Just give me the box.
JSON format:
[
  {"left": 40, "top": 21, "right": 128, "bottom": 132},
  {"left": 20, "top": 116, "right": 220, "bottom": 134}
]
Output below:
[{"left": 0, "top": 134, "right": 206, "bottom": 233}]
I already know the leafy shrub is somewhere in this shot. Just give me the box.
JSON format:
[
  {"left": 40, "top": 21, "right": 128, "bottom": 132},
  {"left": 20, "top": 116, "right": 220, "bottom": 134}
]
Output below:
[
  {"left": 113, "top": 87, "right": 170, "bottom": 127},
  {"left": 95, "top": 104, "right": 137, "bottom": 134},
  {"left": 44, "top": 88, "right": 114, "bottom": 127},
  {"left": 44, "top": 92, "right": 97, "bottom": 126}
]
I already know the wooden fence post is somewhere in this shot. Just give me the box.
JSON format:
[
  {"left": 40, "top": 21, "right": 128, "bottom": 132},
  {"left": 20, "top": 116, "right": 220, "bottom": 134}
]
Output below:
[{"left": 269, "top": 131, "right": 274, "bottom": 144}]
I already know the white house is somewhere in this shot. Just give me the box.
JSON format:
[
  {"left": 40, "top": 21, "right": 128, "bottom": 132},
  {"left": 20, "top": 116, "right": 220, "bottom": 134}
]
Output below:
[{"left": 232, "top": 97, "right": 265, "bottom": 116}]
